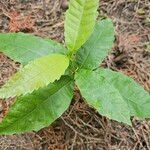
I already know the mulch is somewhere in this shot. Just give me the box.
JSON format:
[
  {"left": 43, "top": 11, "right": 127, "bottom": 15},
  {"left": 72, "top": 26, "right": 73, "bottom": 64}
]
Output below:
[{"left": 0, "top": 0, "right": 150, "bottom": 149}]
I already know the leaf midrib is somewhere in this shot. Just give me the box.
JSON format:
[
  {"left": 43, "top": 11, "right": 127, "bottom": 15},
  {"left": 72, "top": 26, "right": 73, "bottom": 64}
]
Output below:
[
  {"left": 111, "top": 74, "right": 146, "bottom": 114},
  {"left": 71, "top": 0, "right": 87, "bottom": 51}
]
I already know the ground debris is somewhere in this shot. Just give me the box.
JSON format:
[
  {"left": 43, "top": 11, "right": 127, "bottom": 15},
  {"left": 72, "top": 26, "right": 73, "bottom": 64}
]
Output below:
[{"left": 8, "top": 11, "right": 35, "bottom": 32}]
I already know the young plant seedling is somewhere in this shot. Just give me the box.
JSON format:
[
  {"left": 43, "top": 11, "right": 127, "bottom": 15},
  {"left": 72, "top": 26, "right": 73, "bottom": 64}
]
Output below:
[{"left": 0, "top": 0, "right": 150, "bottom": 134}]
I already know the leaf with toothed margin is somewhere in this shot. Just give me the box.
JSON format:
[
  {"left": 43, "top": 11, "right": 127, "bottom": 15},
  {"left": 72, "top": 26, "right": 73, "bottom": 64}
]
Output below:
[
  {"left": 96, "top": 69, "right": 150, "bottom": 119},
  {"left": 0, "top": 54, "right": 69, "bottom": 99},
  {"left": 65, "top": 0, "right": 99, "bottom": 52},
  {"left": 0, "top": 76, "right": 74, "bottom": 134},
  {"left": 76, "top": 19, "right": 115, "bottom": 70},
  {"left": 0, "top": 32, "right": 68, "bottom": 65},
  {"left": 75, "top": 69, "right": 132, "bottom": 125}
]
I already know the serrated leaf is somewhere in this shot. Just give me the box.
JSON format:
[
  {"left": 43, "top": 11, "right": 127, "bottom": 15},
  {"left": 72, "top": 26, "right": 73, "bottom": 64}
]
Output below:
[
  {"left": 75, "top": 69, "right": 131, "bottom": 125},
  {"left": 76, "top": 19, "right": 115, "bottom": 70},
  {"left": 98, "top": 69, "right": 150, "bottom": 119},
  {"left": 0, "top": 54, "right": 69, "bottom": 99},
  {"left": 65, "top": 0, "right": 99, "bottom": 52},
  {"left": 0, "top": 76, "right": 73, "bottom": 134},
  {"left": 0, "top": 32, "right": 67, "bottom": 65}
]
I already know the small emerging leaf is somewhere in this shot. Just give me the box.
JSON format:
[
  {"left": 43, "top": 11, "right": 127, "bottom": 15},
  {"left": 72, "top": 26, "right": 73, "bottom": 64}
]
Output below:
[
  {"left": 75, "top": 69, "right": 131, "bottom": 125},
  {"left": 76, "top": 19, "right": 115, "bottom": 70},
  {"left": 0, "top": 76, "right": 73, "bottom": 134},
  {"left": 0, "top": 32, "right": 67, "bottom": 65},
  {"left": 65, "top": 0, "right": 99, "bottom": 52},
  {"left": 0, "top": 54, "right": 69, "bottom": 99}
]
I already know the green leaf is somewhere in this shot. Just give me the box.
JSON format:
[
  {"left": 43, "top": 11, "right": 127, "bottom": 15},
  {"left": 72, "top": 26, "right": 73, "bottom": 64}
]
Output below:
[
  {"left": 76, "top": 19, "right": 115, "bottom": 70},
  {"left": 0, "top": 32, "right": 67, "bottom": 65},
  {"left": 0, "top": 76, "right": 73, "bottom": 134},
  {"left": 65, "top": 0, "right": 99, "bottom": 52},
  {"left": 98, "top": 69, "right": 150, "bottom": 119},
  {"left": 75, "top": 69, "right": 131, "bottom": 125},
  {"left": 0, "top": 54, "right": 69, "bottom": 99}
]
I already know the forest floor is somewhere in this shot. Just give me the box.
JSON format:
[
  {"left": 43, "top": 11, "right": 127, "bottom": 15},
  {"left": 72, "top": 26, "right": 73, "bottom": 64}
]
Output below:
[{"left": 0, "top": 0, "right": 150, "bottom": 149}]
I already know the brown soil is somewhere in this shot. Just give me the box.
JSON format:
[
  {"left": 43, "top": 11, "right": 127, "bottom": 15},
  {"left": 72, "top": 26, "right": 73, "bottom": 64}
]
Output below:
[{"left": 0, "top": 0, "right": 150, "bottom": 149}]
